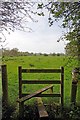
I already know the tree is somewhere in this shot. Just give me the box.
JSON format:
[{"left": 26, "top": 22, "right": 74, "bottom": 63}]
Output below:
[
  {"left": 37, "top": 1, "right": 80, "bottom": 104},
  {"left": 0, "top": 1, "right": 37, "bottom": 42},
  {"left": 0, "top": 1, "right": 38, "bottom": 59},
  {"left": 65, "top": 42, "right": 78, "bottom": 56},
  {"left": 10, "top": 48, "right": 19, "bottom": 56},
  {"left": 37, "top": 1, "right": 80, "bottom": 66}
]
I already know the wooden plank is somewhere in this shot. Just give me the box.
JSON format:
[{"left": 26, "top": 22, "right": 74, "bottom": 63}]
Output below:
[
  {"left": 37, "top": 93, "right": 61, "bottom": 97},
  {"left": 61, "top": 67, "right": 64, "bottom": 108},
  {"left": 2, "top": 65, "right": 8, "bottom": 106},
  {"left": 22, "top": 93, "right": 61, "bottom": 97},
  {"left": 50, "top": 85, "right": 53, "bottom": 94},
  {"left": 36, "top": 97, "right": 48, "bottom": 119},
  {"left": 18, "top": 66, "right": 24, "bottom": 117},
  {"left": 22, "top": 68, "right": 61, "bottom": 73},
  {"left": 18, "top": 66, "right": 22, "bottom": 98},
  {"left": 22, "top": 80, "right": 61, "bottom": 84},
  {"left": 17, "top": 85, "right": 53, "bottom": 103}
]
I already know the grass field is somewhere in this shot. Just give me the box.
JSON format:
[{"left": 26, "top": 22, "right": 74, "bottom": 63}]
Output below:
[{"left": 2, "top": 55, "right": 78, "bottom": 107}]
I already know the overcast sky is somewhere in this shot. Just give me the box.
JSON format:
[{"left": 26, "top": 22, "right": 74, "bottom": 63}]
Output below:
[{"left": 3, "top": 13, "right": 68, "bottom": 54}]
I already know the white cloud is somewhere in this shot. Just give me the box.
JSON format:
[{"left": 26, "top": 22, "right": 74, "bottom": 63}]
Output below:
[{"left": 4, "top": 14, "right": 66, "bottom": 53}]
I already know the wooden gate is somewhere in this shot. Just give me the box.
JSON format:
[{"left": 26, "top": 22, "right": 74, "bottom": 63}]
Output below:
[{"left": 17, "top": 66, "right": 64, "bottom": 117}]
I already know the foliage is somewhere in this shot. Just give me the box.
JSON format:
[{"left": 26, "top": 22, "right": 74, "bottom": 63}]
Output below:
[
  {"left": 0, "top": 0, "right": 37, "bottom": 44},
  {"left": 2, "top": 48, "right": 65, "bottom": 57},
  {"left": 65, "top": 41, "right": 78, "bottom": 56},
  {"left": 0, "top": 1, "right": 36, "bottom": 31},
  {"left": 37, "top": 1, "right": 80, "bottom": 59},
  {"left": 38, "top": 2, "right": 80, "bottom": 28},
  {"left": 65, "top": 28, "right": 80, "bottom": 57},
  {"left": 65, "top": 104, "right": 80, "bottom": 120}
]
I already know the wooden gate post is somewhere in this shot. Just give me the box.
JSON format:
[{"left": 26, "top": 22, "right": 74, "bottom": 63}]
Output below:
[
  {"left": 18, "top": 66, "right": 24, "bottom": 118},
  {"left": 61, "top": 67, "right": 64, "bottom": 109},
  {"left": 1, "top": 65, "right": 8, "bottom": 107},
  {"left": 71, "top": 68, "right": 78, "bottom": 104},
  {"left": 77, "top": 67, "right": 80, "bottom": 105}
]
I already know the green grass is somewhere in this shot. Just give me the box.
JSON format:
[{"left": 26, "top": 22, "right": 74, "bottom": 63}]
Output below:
[{"left": 2, "top": 55, "right": 78, "bottom": 106}]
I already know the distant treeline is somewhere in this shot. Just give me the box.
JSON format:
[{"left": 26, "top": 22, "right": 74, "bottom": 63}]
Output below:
[{"left": 2, "top": 48, "right": 65, "bottom": 57}]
